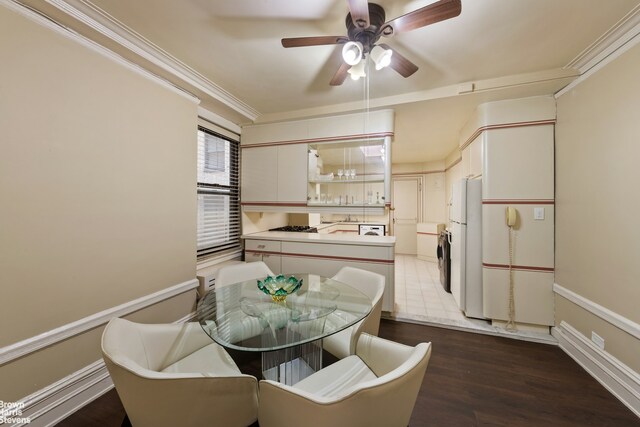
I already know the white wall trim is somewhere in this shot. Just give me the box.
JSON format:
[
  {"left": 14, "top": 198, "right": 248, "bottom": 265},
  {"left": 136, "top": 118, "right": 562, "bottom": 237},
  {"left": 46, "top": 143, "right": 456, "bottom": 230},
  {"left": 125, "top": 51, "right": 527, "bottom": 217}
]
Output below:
[
  {"left": 197, "top": 107, "right": 242, "bottom": 136},
  {"left": 556, "top": 17, "right": 640, "bottom": 98},
  {"left": 1, "top": 312, "right": 197, "bottom": 427},
  {"left": 2, "top": 0, "right": 199, "bottom": 104},
  {"left": 552, "top": 321, "right": 640, "bottom": 418},
  {"left": 43, "top": 0, "right": 259, "bottom": 121},
  {"left": 0, "top": 279, "right": 198, "bottom": 366},
  {"left": 0, "top": 360, "right": 113, "bottom": 427},
  {"left": 553, "top": 283, "right": 640, "bottom": 340},
  {"left": 565, "top": 5, "right": 640, "bottom": 72}
]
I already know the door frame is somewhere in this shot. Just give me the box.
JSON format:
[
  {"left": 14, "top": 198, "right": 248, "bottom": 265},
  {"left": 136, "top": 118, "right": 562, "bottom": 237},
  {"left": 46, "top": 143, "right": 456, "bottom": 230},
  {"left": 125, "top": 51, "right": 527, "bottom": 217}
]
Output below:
[{"left": 390, "top": 175, "right": 423, "bottom": 239}]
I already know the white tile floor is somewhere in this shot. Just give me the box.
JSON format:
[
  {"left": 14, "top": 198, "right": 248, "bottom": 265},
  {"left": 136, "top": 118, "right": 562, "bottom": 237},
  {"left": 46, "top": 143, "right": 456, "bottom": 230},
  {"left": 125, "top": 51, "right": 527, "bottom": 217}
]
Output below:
[
  {"left": 394, "top": 254, "right": 468, "bottom": 322},
  {"left": 391, "top": 254, "right": 556, "bottom": 344}
]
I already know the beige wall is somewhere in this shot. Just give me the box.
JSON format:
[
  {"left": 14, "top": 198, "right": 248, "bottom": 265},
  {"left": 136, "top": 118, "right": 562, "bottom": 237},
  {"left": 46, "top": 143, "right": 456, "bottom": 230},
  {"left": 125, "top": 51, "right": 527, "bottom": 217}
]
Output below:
[
  {"left": 555, "top": 42, "right": 640, "bottom": 371},
  {"left": 0, "top": 6, "right": 198, "bottom": 399}
]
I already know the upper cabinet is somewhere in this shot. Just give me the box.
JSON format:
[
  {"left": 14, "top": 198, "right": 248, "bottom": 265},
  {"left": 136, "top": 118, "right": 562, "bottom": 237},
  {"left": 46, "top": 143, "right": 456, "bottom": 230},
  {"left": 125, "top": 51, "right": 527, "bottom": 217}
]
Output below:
[
  {"left": 307, "top": 138, "right": 389, "bottom": 210},
  {"left": 240, "top": 110, "right": 394, "bottom": 214},
  {"left": 241, "top": 144, "right": 308, "bottom": 206},
  {"left": 461, "top": 133, "right": 483, "bottom": 179}
]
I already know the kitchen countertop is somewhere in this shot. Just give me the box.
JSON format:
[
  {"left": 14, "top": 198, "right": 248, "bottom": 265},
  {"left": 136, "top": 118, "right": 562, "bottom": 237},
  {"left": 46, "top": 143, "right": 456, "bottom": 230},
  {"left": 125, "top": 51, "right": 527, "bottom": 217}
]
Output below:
[{"left": 241, "top": 230, "right": 395, "bottom": 247}]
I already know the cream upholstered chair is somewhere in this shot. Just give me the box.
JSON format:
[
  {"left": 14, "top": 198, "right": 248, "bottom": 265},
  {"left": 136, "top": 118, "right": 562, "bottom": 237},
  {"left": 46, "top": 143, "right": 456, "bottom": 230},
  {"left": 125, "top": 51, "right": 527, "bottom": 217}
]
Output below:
[
  {"left": 212, "top": 261, "right": 276, "bottom": 341},
  {"left": 258, "top": 333, "right": 432, "bottom": 427},
  {"left": 215, "top": 261, "right": 274, "bottom": 288},
  {"left": 323, "top": 266, "right": 385, "bottom": 359},
  {"left": 101, "top": 318, "right": 258, "bottom": 427}
]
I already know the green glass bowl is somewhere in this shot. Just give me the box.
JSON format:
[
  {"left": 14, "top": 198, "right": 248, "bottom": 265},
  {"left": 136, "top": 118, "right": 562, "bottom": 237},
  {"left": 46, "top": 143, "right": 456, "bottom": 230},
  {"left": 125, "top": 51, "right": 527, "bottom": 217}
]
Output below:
[{"left": 257, "top": 275, "right": 303, "bottom": 303}]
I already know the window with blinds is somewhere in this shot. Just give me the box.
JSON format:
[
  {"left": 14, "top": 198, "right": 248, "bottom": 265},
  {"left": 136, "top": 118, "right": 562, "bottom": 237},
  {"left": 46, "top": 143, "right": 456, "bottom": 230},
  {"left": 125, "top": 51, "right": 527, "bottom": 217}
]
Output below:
[{"left": 197, "top": 126, "right": 240, "bottom": 258}]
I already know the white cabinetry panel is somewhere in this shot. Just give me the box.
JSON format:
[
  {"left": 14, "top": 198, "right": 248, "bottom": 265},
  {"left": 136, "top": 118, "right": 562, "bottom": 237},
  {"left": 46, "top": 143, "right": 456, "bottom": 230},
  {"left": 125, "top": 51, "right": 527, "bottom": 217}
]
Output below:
[
  {"left": 241, "top": 146, "right": 277, "bottom": 202},
  {"left": 277, "top": 144, "right": 308, "bottom": 203}
]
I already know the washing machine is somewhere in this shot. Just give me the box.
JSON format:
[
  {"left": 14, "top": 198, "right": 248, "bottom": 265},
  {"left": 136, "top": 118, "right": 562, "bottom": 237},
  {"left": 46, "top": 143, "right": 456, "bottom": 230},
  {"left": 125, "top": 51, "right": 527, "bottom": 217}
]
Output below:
[{"left": 358, "top": 224, "right": 386, "bottom": 236}]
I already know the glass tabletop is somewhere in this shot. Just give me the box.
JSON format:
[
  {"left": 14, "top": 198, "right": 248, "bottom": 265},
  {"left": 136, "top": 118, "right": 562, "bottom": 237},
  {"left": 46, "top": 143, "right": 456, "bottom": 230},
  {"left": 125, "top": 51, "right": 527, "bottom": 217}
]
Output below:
[{"left": 196, "top": 273, "right": 372, "bottom": 352}]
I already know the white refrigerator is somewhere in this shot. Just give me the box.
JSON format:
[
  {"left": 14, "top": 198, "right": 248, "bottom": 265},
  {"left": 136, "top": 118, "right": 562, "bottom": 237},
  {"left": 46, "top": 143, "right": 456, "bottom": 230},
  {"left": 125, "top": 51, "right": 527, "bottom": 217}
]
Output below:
[{"left": 450, "top": 178, "right": 485, "bottom": 319}]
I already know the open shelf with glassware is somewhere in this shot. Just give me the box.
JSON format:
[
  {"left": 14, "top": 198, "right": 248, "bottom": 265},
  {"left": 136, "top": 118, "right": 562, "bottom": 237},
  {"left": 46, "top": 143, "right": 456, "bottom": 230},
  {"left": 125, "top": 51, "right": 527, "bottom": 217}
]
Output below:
[{"left": 307, "top": 137, "right": 390, "bottom": 212}]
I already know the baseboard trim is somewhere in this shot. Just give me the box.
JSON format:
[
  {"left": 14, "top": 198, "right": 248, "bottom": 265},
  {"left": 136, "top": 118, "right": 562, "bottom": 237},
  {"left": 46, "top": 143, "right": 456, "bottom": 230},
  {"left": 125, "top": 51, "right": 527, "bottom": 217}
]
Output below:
[
  {"left": 553, "top": 283, "right": 640, "bottom": 340},
  {"left": 552, "top": 321, "right": 640, "bottom": 418},
  {"left": 0, "top": 279, "right": 198, "bottom": 366},
  {"left": 2, "top": 312, "right": 197, "bottom": 427},
  {"left": 1, "top": 360, "right": 113, "bottom": 427}
]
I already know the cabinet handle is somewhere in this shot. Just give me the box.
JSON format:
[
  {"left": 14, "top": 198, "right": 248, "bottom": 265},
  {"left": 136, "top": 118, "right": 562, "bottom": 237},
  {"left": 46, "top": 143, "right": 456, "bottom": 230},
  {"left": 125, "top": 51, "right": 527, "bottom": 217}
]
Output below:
[
  {"left": 263, "top": 254, "right": 270, "bottom": 258},
  {"left": 257, "top": 245, "right": 266, "bottom": 249}
]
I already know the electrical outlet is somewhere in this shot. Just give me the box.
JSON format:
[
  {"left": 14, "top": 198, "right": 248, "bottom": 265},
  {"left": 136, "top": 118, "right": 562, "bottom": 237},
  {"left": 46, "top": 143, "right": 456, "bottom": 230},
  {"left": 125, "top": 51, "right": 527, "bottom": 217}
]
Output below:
[
  {"left": 534, "top": 207, "right": 545, "bottom": 220},
  {"left": 591, "top": 331, "right": 605, "bottom": 350}
]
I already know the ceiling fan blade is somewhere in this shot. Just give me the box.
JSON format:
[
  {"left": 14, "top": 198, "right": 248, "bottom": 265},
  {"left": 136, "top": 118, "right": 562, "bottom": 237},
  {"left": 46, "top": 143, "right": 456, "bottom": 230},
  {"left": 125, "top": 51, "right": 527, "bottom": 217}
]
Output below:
[
  {"left": 379, "top": 44, "right": 418, "bottom": 77},
  {"left": 347, "top": 0, "right": 370, "bottom": 28},
  {"left": 330, "top": 62, "right": 351, "bottom": 86},
  {"left": 381, "top": 0, "right": 461, "bottom": 36},
  {"left": 282, "top": 36, "right": 348, "bottom": 48}
]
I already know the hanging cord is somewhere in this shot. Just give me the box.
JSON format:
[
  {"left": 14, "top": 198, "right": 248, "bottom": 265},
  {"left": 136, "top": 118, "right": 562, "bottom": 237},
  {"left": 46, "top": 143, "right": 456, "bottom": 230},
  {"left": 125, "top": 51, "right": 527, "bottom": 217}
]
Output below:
[{"left": 506, "top": 226, "right": 517, "bottom": 331}]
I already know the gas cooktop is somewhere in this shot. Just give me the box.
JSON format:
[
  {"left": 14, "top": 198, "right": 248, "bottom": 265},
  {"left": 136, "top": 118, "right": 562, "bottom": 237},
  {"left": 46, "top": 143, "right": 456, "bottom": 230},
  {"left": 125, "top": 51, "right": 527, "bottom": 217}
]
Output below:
[{"left": 269, "top": 225, "right": 318, "bottom": 233}]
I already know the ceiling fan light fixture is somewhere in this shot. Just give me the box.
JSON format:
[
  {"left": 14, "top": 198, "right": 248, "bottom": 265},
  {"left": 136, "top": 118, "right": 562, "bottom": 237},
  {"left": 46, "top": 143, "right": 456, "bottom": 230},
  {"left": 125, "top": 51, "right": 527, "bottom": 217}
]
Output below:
[
  {"left": 347, "top": 60, "right": 366, "bottom": 80},
  {"left": 370, "top": 45, "right": 393, "bottom": 70},
  {"left": 342, "top": 41, "right": 363, "bottom": 65}
]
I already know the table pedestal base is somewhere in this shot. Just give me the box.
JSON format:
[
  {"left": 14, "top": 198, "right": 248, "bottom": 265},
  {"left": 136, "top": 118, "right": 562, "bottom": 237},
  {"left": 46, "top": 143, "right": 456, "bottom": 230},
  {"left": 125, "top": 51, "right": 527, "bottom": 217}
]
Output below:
[{"left": 262, "top": 339, "right": 322, "bottom": 385}]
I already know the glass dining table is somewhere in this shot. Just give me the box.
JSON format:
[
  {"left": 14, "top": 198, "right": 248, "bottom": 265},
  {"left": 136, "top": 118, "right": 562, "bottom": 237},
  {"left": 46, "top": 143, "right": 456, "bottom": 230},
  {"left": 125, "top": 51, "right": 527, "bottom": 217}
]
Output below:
[{"left": 196, "top": 273, "right": 372, "bottom": 385}]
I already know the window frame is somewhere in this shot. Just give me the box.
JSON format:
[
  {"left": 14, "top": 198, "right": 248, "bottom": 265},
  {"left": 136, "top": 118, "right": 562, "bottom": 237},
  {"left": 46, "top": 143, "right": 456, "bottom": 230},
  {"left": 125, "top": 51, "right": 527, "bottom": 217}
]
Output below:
[{"left": 196, "top": 126, "right": 241, "bottom": 259}]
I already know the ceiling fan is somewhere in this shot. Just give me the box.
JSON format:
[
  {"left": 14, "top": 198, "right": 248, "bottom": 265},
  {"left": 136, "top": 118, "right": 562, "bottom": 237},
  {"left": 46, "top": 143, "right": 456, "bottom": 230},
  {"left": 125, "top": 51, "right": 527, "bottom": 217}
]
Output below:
[{"left": 281, "top": 0, "right": 462, "bottom": 86}]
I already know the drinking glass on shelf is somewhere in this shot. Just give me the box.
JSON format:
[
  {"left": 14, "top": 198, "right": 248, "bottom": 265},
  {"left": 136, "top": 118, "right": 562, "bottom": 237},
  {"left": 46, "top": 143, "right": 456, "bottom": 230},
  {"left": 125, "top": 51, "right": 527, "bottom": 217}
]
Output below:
[
  {"left": 337, "top": 169, "right": 343, "bottom": 180},
  {"left": 350, "top": 169, "right": 356, "bottom": 179}
]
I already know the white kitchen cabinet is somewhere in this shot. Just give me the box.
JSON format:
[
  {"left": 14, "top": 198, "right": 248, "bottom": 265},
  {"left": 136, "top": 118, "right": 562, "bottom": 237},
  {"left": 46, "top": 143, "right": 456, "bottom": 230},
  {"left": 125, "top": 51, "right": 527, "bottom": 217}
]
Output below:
[
  {"left": 241, "top": 146, "right": 278, "bottom": 202},
  {"left": 277, "top": 144, "right": 308, "bottom": 203},
  {"left": 417, "top": 222, "right": 445, "bottom": 262},
  {"left": 240, "top": 144, "right": 308, "bottom": 205},
  {"left": 244, "top": 239, "right": 282, "bottom": 274},
  {"left": 280, "top": 241, "right": 395, "bottom": 312},
  {"left": 468, "top": 134, "right": 483, "bottom": 178},
  {"left": 460, "top": 134, "right": 483, "bottom": 179},
  {"left": 307, "top": 137, "right": 391, "bottom": 214}
]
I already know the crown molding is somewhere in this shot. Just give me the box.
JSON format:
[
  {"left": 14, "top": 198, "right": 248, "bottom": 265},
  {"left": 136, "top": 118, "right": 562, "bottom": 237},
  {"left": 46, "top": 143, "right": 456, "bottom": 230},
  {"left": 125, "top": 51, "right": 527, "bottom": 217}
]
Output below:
[
  {"left": 3, "top": 0, "right": 200, "bottom": 104},
  {"left": 255, "top": 68, "right": 578, "bottom": 124},
  {"left": 565, "top": 4, "right": 640, "bottom": 73},
  {"left": 44, "top": 0, "right": 259, "bottom": 121}
]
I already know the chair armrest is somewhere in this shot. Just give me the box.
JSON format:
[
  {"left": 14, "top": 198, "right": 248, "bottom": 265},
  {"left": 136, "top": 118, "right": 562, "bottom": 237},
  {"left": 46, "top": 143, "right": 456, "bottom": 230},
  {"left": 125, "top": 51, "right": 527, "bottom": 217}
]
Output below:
[
  {"left": 111, "top": 368, "right": 258, "bottom": 427},
  {"left": 355, "top": 333, "right": 416, "bottom": 377}
]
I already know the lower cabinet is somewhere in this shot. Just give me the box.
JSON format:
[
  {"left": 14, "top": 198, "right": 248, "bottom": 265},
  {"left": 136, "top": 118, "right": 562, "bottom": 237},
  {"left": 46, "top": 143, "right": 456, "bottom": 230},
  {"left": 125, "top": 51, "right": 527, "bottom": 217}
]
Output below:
[
  {"left": 280, "top": 241, "right": 395, "bottom": 312},
  {"left": 417, "top": 223, "right": 445, "bottom": 262},
  {"left": 244, "top": 238, "right": 395, "bottom": 312},
  {"left": 244, "top": 239, "right": 282, "bottom": 274}
]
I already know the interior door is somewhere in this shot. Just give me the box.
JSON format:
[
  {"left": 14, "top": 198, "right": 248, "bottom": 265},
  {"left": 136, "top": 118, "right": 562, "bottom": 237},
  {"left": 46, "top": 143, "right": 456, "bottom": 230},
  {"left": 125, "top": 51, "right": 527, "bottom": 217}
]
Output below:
[{"left": 392, "top": 177, "right": 421, "bottom": 254}]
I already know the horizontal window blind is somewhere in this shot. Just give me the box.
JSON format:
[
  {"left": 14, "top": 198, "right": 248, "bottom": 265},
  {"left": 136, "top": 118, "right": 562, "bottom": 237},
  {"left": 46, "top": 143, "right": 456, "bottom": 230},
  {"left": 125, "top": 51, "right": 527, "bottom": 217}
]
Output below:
[{"left": 197, "top": 126, "right": 240, "bottom": 257}]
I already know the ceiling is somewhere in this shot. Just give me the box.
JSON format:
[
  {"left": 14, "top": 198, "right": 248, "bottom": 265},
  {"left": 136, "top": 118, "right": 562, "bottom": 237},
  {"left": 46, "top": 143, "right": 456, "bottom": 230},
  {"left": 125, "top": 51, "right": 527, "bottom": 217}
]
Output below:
[{"left": 22, "top": 0, "right": 640, "bottom": 163}]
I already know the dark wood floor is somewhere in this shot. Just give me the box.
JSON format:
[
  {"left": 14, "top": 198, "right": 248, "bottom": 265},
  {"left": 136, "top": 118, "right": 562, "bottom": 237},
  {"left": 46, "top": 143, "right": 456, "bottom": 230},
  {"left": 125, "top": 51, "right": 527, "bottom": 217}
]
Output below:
[{"left": 57, "top": 319, "right": 640, "bottom": 427}]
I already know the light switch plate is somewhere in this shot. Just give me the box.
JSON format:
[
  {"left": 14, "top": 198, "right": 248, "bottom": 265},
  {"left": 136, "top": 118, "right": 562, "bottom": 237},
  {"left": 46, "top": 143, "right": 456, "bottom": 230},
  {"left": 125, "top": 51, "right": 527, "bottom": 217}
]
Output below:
[{"left": 534, "top": 207, "right": 545, "bottom": 220}]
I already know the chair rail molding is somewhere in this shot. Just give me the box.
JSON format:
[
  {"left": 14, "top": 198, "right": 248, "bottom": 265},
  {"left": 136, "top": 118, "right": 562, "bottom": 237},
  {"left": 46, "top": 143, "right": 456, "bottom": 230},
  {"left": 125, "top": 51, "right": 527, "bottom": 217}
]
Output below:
[
  {"left": 553, "top": 283, "right": 640, "bottom": 340},
  {"left": 552, "top": 321, "right": 640, "bottom": 418},
  {"left": 0, "top": 312, "right": 197, "bottom": 427},
  {"left": 0, "top": 279, "right": 198, "bottom": 366}
]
